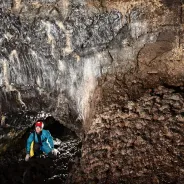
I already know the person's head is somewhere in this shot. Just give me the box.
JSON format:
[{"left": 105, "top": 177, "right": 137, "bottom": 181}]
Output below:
[{"left": 35, "top": 121, "right": 44, "bottom": 134}]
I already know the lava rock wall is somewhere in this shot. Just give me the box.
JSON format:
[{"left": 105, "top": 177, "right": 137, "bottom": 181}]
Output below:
[
  {"left": 0, "top": 0, "right": 184, "bottom": 183},
  {"left": 0, "top": 0, "right": 124, "bottom": 133},
  {"left": 72, "top": 86, "right": 184, "bottom": 183},
  {"left": 66, "top": 0, "right": 184, "bottom": 183},
  {"left": 0, "top": 1, "right": 183, "bottom": 131}
]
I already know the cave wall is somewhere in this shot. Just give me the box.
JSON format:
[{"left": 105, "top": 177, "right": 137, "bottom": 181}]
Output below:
[
  {"left": 0, "top": 1, "right": 183, "bottom": 132},
  {"left": 0, "top": 0, "right": 123, "bottom": 133},
  {"left": 69, "top": 1, "right": 184, "bottom": 183},
  {"left": 71, "top": 86, "right": 184, "bottom": 183},
  {"left": 0, "top": 1, "right": 184, "bottom": 182}
]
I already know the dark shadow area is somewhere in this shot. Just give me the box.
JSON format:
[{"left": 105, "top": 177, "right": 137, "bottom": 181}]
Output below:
[
  {"left": 161, "top": 0, "right": 181, "bottom": 9},
  {"left": 44, "top": 116, "right": 77, "bottom": 139}
]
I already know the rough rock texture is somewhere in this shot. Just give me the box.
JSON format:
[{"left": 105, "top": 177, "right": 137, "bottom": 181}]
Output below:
[
  {"left": 0, "top": 0, "right": 123, "bottom": 134},
  {"left": 0, "top": 0, "right": 182, "bottom": 134},
  {"left": 0, "top": 0, "right": 184, "bottom": 183},
  {"left": 71, "top": 86, "right": 184, "bottom": 183},
  {"left": 68, "top": 0, "right": 184, "bottom": 183}
]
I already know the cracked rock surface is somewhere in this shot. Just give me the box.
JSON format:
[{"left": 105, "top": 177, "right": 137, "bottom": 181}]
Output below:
[
  {"left": 0, "top": 0, "right": 182, "bottom": 133},
  {"left": 71, "top": 86, "right": 184, "bottom": 183},
  {"left": 0, "top": 0, "right": 184, "bottom": 183}
]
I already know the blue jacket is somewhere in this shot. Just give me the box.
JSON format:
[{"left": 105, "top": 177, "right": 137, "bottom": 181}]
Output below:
[{"left": 26, "top": 129, "right": 54, "bottom": 154}]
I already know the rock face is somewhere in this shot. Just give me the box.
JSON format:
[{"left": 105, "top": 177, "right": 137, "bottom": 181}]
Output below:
[
  {"left": 0, "top": 0, "right": 184, "bottom": 183},
  {"left": 0, "top": 0, "right": 122, "bottom": 133},
  {"left": 72, "top": 86, "right": 184, "bottom": 183}
]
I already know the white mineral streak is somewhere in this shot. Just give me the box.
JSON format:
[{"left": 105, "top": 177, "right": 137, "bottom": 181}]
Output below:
[
  {"left": 30, "top": 49, "right": 56, "bottom": 90},
  {"left": 1, "top": 58, "right": 9, "bottom": 89},
  {"left": 41, "top": 21, "right": 56, "bottom": 57},
  {"left": 30, "top": 49, "right": 43, "bottom": 88},
  {"left": 12, "top": 0, "right": 22, "bottom": 13},
  {"left": 130, "top": 21, "right": 148, "bottom": 39},
  {"left": 59, "top": 0, "right": 70, "bottom": 20},
  {"left": 4, "top": 32, "right": 13, "bottom": 41},
  {"left": 9, "top": 50, "right": 21, "bottom": 71},
  {"left": 58, "top": 60, "right": 66, "bottom": 72},
  {"left": 0, "top": 53, "right": 26, "bottom": 108},
  {"left": 55, "top": 20, "right": 73, "bottom": 55},
  {"left": 76, "top": 53, "right": 101, "bottom": 121}
]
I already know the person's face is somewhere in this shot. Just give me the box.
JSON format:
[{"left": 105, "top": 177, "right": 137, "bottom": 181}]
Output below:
[{"left": 35, "top": 126, "right": 42, "bottom": 134}]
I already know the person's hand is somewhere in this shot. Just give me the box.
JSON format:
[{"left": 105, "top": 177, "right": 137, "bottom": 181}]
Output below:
[
  {"left": 52, "top": 148, "right": 60, "bottom": 156},
  {"left": 25, "top": 154, "right": 30, "bottom": 161}
]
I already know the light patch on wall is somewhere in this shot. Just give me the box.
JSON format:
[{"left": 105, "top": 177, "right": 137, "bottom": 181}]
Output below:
[
  {"left": 0, "top": 58, "right": 26, "bottom": 108},
  {"left": 41, "top": 20, "right": 56, "bottom": 57},
  {"left": 29, "top": 49, "right": 44, "bottom": 87},
  {"left": 9, "top": 50, "right": 21, "bottom": 70},
  {"left": 12, "top": 0, "right": 22, "bottom": 13},
  {"left": 80, "top": 61, "right": 97, "bottom": 121},
  {"left": 58, "top": 60, "right": 66, "bottom": 72},
  {"left": 36, "top": 76, "right": 41, "bottom": 87},
  {"left": 61, "top": 0, "right": 70, "bottom": 20},
  {"left": 73, "top": 53, "right": 80, "bottom": 62},
  {"left": 15, "top": 88, "right": 26, "bottom": 108},
  {"left": 30, "top": 49, "right": 38, "bottom": 62},
  {"left": 55, "top": 20, "right": 73, "bottom": 55},
  {"left": 1, "top": 58, "right": 9, "bottom": 90},
  {"left": 30, "top": 49, "right": 58, "bottom": 90},
  {"left": 31, "top": 2, "right": 42, "bottom": 8},
  {"left": 130, "top": 21, "right": 148, "bottom": 39},
  {"left": 4, "top": 32, "right": 13, "bottom": 41},
  {"left": 91, "top": 0, "right": 163, "bottom": 15},
  {"left": 76, "top": 53, "right": 101, "bottom": 121},
  {"left": 68, "top": 66, "right": 77, "bottom": 98}
]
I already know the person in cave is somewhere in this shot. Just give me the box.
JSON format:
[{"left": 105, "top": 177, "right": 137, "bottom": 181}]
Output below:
[{"left": 25, "top": 120, "right": 59, "bottom": 161}]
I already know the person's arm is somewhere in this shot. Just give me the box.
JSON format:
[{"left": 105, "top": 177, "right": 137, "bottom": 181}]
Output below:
[
  {"left": 26, "top": 133, "right": 34, "bottom": 154},
  {"left": 47, "top": 130, "right": 54, "bottom": 149}
]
